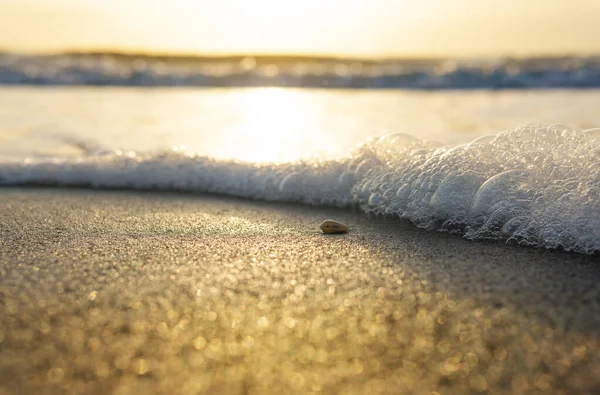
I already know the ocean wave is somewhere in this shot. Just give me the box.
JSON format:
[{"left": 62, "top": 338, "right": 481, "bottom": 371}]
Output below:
[
  {"left": 1, "top": 125, "right": 599, "bottom": 254},
  {"left": 1, "top": 53, "right": 600, "bottom": 89}
]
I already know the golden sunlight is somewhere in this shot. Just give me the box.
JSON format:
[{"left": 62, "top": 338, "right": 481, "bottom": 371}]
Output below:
[
  {"left": 212, "top": 88, "right": 334, "bottom": 163},
  {"left": 159, "top": 0, "right": 347, "bottom": 54},
  {"left": 1, "top": 0, "right": 600, "bottom": 56}
]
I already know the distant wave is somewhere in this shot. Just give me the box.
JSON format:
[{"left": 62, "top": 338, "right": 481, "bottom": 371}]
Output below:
[
  {"left": 1, "top": 53, "right": 600, "bottom": 89},
  {"left": 1, "top": 125, "right": 599, "bottom": 254}
]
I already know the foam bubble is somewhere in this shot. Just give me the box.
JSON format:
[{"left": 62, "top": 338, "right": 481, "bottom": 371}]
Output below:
[{"left": 1, "top": 125, "right": 598, "bottom": 254}]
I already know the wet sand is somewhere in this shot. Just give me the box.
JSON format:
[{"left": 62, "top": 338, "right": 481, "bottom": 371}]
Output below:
[{"left": 1, "top": 188, "right": 599, "bottom": 394}]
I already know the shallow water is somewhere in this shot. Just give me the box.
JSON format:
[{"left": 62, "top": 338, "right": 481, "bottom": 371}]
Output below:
[
  {"left": 1, "top": 87, "right": 600, "bottom": 161},
  {"left": 0, "top": 87, "right": 598, "bottom": 254}
]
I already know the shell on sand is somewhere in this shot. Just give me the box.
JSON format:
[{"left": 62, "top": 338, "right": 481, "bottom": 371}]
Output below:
[{"left": 319, "top": 220, "right": 349, "bottom": 234}]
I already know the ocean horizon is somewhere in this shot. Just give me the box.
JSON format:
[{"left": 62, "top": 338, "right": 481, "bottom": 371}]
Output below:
[{"left": 1, "top": 51, "right": 600, "bottom": 89}]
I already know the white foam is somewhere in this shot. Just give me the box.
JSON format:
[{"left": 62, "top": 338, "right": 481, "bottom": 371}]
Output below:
[{"left": 1, "top": 125, "right": 598, "bottom": 254}]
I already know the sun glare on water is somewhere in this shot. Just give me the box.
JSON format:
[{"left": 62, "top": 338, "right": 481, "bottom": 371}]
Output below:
[{"left": 212, "top": 88, "right": 335, "bottom": 163}]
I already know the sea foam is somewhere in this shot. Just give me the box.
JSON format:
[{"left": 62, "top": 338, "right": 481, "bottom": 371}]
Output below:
[{"left": 1, "top": 125, "right": 598, "bottom": 254}]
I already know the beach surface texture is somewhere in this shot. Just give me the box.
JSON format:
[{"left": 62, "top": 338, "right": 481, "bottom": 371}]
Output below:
[{"left": 1, "top": 188, "right": 599, "bottom": 394}]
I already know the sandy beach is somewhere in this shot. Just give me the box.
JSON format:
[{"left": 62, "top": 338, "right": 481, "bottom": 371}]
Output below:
[{"left": 1, "top": 188, "right": 599, "bottom": 394}]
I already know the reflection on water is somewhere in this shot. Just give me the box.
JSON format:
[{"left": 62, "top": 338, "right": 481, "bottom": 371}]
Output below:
[
  {"left": 1, "top": 87, "right": 600, "bottom": 162},
  {"left": 213, "top": 88, "right": 334, "bottom": 163}
]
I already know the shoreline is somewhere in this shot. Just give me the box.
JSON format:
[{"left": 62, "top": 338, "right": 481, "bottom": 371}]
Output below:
[
  {"left": 1, "top": 188, "right": 599, "bottom": 394},
  {"left": 3, "top": 184, "right": 597, "bottom": 257}
]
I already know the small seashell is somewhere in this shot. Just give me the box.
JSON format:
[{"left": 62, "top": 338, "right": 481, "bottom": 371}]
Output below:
[{"left": 319, "top": 220, "right": 349, "bottom": 234}]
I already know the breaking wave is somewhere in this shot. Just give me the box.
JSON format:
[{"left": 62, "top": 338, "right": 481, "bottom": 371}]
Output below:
[
  {"left": 1, "top": 53, "right": 600, "bottom": 89},
  {"left": 1, "top": 124, "right": 599, "bottom": 254}
]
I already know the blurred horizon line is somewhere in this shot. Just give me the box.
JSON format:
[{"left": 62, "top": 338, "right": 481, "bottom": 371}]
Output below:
[
  {"left": 3, "top": 48, "right": 600, "bottom": 62},
  {"left": 2, "top": 49, "right": 600, "bottom": 89}
]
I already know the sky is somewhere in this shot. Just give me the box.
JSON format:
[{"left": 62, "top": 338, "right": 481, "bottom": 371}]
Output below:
[{"left": 0, "top": 0, "right": 599, "bottom": 57}]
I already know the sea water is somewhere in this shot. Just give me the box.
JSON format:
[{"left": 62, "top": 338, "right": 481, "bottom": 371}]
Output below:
[{"left": 0, "top": 56, "right": 599, "bottom": 255}]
